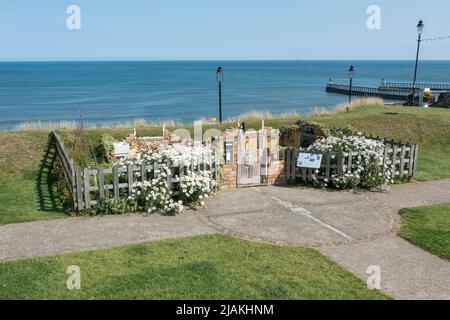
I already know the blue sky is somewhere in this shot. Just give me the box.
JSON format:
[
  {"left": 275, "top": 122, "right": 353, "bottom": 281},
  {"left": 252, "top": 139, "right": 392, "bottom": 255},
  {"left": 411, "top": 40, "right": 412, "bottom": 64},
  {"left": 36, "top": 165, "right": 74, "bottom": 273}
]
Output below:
[{"left": 0, "top": 0, "right": 449, "bottom": 61}]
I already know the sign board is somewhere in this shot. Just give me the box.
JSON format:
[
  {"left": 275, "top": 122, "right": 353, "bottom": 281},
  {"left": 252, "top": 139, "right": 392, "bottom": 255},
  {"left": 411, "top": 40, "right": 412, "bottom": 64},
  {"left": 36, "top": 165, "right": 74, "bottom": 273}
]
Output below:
[
  {"left": 113, "top": 142, "right": 130, "bottom": 158},
  {"left": 296, "top": 153, "right": 323, "bottom": 169},
  {"left": 224, "top": 141, "right": 234, "bottom": 164}
]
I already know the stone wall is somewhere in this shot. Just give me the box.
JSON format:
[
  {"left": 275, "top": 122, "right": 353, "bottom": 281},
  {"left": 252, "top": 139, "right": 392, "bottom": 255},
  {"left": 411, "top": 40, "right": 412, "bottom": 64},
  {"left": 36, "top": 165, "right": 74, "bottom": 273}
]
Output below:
[
  {"left": 218, "top": 126, "right": 287, "bottom": 190},
  {"left": 220, "top": 164, "right": 238, "bottom": 190},
  {"left": 219, "top": 127, "right": 240, "bottom": 190},
  {"left": 267, "top": 160, "right": 287, "bottom": 186}
]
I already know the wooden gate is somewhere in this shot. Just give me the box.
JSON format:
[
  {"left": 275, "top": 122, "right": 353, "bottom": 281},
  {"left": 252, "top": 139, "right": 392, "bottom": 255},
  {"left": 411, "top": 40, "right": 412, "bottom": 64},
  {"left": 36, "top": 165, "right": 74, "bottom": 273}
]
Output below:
[{"left": 237, "top": 129, "right": 268, "bottom": 186}]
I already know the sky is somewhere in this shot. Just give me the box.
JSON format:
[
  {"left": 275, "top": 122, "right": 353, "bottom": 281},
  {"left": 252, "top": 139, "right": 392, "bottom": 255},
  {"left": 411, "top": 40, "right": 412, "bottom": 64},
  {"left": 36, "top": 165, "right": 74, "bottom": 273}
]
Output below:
[{"left": 0, "top": 0, "right": 449, "bottom": 61}]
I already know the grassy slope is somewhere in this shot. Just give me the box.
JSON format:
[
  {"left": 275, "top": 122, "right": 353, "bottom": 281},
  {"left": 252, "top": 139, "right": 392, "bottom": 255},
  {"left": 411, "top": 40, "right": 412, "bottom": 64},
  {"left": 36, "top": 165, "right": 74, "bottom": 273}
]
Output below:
[
  {"left": 0, "top": 234, "right": 388, "bottom": 300},
  {"left": 399, "top": 204, "right": 450, "bottom": 262},
  {"left": 0, "top": 131, "right": 65, "bottom": 224}
]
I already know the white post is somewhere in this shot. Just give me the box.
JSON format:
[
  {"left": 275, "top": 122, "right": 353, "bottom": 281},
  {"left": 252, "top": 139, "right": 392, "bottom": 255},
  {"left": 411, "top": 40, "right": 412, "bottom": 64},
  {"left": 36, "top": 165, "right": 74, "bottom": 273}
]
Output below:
[{"left": 418, "top": 90, "right": 424, "bottom": 106}]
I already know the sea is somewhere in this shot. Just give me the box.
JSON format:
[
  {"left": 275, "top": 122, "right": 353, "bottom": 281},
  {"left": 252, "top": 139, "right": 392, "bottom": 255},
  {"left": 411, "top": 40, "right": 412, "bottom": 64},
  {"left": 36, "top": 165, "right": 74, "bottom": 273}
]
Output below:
[{"left": 1, "top": 60, "right": 450, "bottom": 130}]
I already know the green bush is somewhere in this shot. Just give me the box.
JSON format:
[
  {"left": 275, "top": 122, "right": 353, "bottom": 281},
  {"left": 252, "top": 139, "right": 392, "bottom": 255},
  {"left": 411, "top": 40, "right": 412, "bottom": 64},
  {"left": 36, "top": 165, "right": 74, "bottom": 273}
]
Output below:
[
  {"left": 50, "top": 162, "right": 74, "bottom": 213},
  {"left": 79, "top": 200, "right": 128, "bottom": 216},
  {"left": 94, "top": 134, "right": 115, "bottom": 163}
]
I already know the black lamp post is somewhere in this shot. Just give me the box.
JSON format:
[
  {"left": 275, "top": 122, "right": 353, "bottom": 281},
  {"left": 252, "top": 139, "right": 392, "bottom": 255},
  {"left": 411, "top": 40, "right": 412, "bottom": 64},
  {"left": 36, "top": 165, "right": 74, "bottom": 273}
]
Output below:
[
  {"left": 348, "top": 65, "right": 355, "bottom": 104},
  {"left": 412, "top": 19, "right": 424, "bottom": 101},
  {"left": 216, "top": 66, "right": 224, "bottom": 123}
]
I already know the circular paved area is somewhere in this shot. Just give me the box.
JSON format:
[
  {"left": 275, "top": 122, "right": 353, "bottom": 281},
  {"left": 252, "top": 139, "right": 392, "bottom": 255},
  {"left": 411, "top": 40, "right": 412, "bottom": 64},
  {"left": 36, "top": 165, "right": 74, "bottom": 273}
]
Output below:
[{"left": 199, "top": 185, "right": 400, "bottom": 247}]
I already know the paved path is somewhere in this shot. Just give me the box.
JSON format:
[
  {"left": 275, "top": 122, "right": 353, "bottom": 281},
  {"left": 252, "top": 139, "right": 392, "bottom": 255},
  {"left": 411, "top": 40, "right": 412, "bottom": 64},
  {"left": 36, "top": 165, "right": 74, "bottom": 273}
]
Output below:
[
  {"left": 0, "top": 212, "right": 216, "bottom": 262},
  {"left": 1, "top": 179, "right": 450, "bottom": 299}
]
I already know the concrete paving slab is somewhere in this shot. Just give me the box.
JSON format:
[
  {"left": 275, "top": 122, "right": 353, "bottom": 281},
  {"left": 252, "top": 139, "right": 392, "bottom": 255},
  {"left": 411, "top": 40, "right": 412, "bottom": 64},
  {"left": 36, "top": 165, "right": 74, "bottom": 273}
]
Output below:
[
  {"left": 320, "top": 235, "right": 450, "bottom": 300},
  {"left": 0, "top": 212, "right": 216, "bottom": 262}
]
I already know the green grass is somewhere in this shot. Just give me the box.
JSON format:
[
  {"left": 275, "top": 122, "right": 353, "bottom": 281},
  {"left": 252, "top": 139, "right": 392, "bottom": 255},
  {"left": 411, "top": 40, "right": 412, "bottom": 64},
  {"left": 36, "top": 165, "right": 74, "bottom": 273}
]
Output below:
[
  {"left": 0, "top": 131, "right": 65, "bottom": 224},
  {"left": 0, "top": 234, "right": 389, "bottom": 300},
  {"left": 399, "top": 204, "right": 450, "bottom": 262}
]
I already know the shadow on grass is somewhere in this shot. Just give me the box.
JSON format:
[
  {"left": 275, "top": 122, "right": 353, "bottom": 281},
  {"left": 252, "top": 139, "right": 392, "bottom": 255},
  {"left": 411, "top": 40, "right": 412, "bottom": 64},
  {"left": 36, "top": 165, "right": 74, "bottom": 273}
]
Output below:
[{"left": 35, "top": 135, "right": 63, "bottom": 213}]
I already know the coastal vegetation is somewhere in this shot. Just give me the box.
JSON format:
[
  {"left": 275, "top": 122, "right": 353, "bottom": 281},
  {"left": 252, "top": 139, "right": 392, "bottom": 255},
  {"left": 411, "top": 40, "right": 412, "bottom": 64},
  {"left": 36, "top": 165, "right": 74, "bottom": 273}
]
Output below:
[{"left": 0, "top": 234, "right": 388, "bottom": 300}]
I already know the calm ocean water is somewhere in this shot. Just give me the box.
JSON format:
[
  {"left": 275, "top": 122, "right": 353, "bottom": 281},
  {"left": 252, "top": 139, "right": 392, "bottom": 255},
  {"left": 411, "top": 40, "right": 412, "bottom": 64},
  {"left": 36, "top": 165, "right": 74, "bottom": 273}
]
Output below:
[{"left": 1, "top": 60, "right": 450, "bottom": 130}]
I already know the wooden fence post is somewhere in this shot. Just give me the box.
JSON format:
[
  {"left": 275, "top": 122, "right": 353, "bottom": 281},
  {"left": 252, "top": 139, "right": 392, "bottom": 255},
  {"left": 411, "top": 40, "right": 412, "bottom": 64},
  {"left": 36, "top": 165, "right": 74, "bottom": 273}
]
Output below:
[
  {"left": 113, "top": 165, "right": 119, "bottom": 201},
  {"left": 407, "top": 145, "right": 413, "bottom": 177},
  {"left": 337, "top": 152, "right": 344, "bottom": 177},
  {"left": 382, "top": 144, "right": 388, "bottom": 177},
  {"left": 98, "top": 169, "right": 105, "bottom": 201},
  {"left": 70, "top": 160, "right": 76, "bottom": 205},
  {"left": 400, "top": 146, "right": 406, "bottom": 177},
  {"left": 392, "top": 146, "right": 398, "bottom": 178},
  {"left": 75, "top": 169, "right": 83, "bottom": 210},
  {"left": 325, "top": 152, "right": 331, "bottom": 180},
  {"left": 285, "top": 148, "right": 291, "bottom": 182},
  {"left": 165, "top": 160, "right": 172, "bottom": 192},
  {"left": 347, "top": 151, "right": 353, "bottom": 173},
  {"left": 127, "top": 164, "right": 134, "bottom": 195},
  {"left": 141, "top": 165, "right": 147, "bottom": 182},
  {"left": 83, "top": 168, "right": 91, "bottom": 209},
  {"left": 413, "top": 144, "right": 419, "bottom": 176},
  {"left": 293, "top": 149, "right": 299, "bottom": 183}
]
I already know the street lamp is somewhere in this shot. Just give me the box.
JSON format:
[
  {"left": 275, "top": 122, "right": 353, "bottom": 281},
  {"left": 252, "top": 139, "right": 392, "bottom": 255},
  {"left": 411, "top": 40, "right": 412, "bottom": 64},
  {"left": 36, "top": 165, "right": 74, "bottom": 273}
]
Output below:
[
  {"left": 348, "top": 65, "right": 355, "bottom": 105},
  {"left": 412, "top": 19, "right": 424, "bottom": 101},
  {"left": 216, "top": 66, "right": 224, "bottom": 123}
]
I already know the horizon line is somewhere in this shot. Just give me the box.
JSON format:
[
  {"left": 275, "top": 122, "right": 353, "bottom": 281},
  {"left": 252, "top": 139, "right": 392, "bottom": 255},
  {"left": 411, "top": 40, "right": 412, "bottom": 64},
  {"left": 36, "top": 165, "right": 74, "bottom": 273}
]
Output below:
[{"left": 1, "top": 58, "right": 450, "bottom": 63}]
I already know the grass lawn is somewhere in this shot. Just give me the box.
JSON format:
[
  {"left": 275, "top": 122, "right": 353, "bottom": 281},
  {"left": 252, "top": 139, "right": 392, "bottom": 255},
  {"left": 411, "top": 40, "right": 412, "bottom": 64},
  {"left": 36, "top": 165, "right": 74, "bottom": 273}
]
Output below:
[
  {"left": 0, "top": 131, "right": 66, "bottom": 225},
  {"left": 0, "top": 234, "right": 389, "bottom": 300},
  {"left": 399, "top": 204, "right": 450, "bottom": 262}
]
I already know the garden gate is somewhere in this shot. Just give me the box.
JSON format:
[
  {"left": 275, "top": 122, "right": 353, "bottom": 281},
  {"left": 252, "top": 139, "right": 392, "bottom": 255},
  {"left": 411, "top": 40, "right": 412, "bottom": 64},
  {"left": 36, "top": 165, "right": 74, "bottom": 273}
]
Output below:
[{"left": 237, "top": 129, "right": 268, "bottom": 186}]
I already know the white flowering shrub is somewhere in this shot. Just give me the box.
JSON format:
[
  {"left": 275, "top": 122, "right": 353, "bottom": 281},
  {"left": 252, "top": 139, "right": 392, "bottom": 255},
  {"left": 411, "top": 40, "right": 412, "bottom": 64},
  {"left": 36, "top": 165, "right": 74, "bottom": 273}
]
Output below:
[
  {"left": 179, "top": 170, "right": 216, "bottom": 206},
  {"left": 304, "top": 133, "right": 393, "bottom": 190},
  {"left": 116, "top": 144, "right": 217, "bottom": 215}
]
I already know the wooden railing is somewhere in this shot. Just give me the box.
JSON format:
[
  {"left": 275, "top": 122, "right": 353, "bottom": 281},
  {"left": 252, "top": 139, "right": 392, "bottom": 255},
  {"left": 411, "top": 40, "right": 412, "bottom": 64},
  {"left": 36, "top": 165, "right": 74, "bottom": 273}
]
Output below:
[
  {"left": 52, "top": 130, "right": 220, "bottom": 211},
  {"left": 73, "top": 159, "right": 220, "bottom": 211},
  {"left": 285, "top": 136, "right": 419, "bottom": 183},
  {"left": 380, "top": 82, "right": 450, "bottom": 91},
  {"left": 326, "top": 83, "right": 411, "bottom": 100},
  {"left": 51, "top": 131, "right": 76, "bottom": 205}
]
